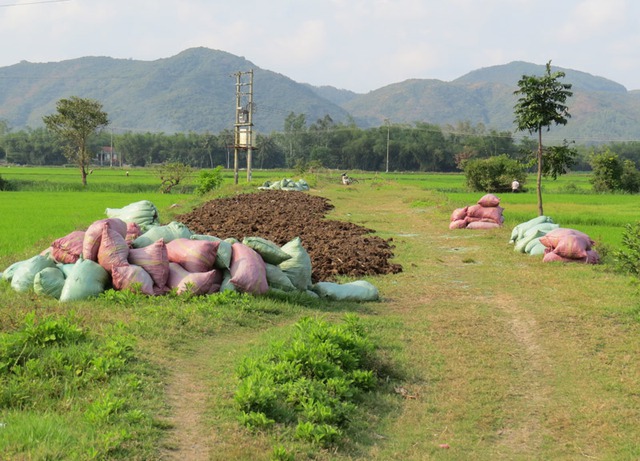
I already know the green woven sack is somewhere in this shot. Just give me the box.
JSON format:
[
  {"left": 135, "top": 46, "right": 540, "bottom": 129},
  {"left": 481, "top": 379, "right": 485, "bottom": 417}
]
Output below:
[{"left": 242, "top": 236, "right": 291, "bottom": 265}]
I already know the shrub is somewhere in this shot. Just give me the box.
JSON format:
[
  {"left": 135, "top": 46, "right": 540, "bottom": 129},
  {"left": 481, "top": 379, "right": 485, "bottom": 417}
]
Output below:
[
  {"left": 152, "top": 162, "right": 193, "bottom": 194},
  {"left": 620, "top": 160, "right": 640, "bottom": 193},
  {"left": 590, "top": 152, "right": 640, "bottom": 193},
  {"left": 615, "top": 222, "right": 640, "bottom": 276},
  {"left": 195, "top": 166, "right": 224, "bottom": 195},
  {"left": 464, "top": 154, "right": 526, "bottom": 192},
  {"left": 590, "top": 151, "right": 623, "bottom": 192}
]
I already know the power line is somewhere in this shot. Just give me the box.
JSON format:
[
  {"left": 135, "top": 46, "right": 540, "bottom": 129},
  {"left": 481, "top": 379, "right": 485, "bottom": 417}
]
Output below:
[{"left": 0, "top": 0, "right": 70, "bottom": 7}]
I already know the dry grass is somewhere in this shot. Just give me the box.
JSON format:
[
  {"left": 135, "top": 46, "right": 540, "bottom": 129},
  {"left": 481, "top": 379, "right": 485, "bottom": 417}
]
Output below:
[{"left": 311, "top": 181, "right": 640, "bottom": 460}]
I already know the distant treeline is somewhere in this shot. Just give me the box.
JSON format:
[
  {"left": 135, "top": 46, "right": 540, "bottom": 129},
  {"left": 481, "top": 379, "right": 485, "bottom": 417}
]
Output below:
[{"left": 2, "top": 115, "right": 640, "bottom": 172}]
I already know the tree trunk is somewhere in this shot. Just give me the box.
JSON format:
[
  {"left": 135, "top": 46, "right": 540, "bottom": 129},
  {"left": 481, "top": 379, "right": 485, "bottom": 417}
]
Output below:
[
  {"left": 537, "top": 128, "right": 544, "bottom": 216},
  {"left": 81, "top": 165, "right": 87, "bottom": 187}
]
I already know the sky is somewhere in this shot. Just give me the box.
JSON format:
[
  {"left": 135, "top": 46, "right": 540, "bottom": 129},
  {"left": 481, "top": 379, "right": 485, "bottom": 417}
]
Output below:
[{"left": 1, "top": 0, "right": 640, "bottom": 93}]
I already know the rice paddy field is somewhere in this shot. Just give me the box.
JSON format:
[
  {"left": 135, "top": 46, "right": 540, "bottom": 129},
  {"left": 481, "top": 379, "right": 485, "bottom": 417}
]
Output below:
[{"left": 0, "top": 166, "right": 637, "bottom": 265}]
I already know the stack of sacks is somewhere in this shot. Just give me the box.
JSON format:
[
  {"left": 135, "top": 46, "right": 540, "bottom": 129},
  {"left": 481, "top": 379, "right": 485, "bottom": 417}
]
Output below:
[
  {"left": 2, "top": 201, "right": 380, "bottom": 303},
  {"left": 449, "top": 194, "right": 504, "bottom": 229},
  {"left": 509, "top": 216, "right": 559, "bottom": 256},
  {"left": 258, "top": 178, "right": 310, "bottom": 191},
  {"left": 539, "top": 228, "right": 600, "bottom": 264}
]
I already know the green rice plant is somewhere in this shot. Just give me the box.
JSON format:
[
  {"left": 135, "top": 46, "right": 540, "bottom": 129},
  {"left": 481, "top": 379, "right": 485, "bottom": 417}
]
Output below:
[{"left": 0, "top": 190, "right": 189, "bottom": 262}]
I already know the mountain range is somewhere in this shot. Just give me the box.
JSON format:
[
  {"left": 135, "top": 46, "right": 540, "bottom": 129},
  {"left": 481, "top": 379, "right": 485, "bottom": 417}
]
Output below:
[{"left": 1, "top": 47, "right": 639, "bottom": 144}]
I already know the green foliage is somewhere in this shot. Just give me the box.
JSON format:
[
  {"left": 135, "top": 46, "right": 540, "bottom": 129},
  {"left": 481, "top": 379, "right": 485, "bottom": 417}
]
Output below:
[
  {"left": 620, "top": 159, "right": 640, "bottom": 193},
  {"left": 513, "top": 61, "right": 573, "bottom": 134},
  {"left": 590, "top": 150, "right": 623, "bottom": 192},
  {"left": 589, "top": 151, "right": 640, "bottom": 193},
  {"left": 270, "top": 444, "right": 295, "bottom": 461},
  {"left": 152, "top": 162, "right": 193, "bottom": 193},
  {"left": 42, "top": 96, "right": 109, "bottom": 186},
  {"left": 614, "top": 222, "right": 640, "bottom": 276},
  {"left": 195, "top": 165, "right": 224, "bottom": 195},
  {"left": 514, "top": 60, "right": 573, "bottom": 215},
  {"left": 463, "top": 154, "right": 526, "bottom": 192},
  {"left": 542, "top": 140, "right": 578, "bottom": 179},
  {"left": 234, "top": 315, "right": 379, "bottom": 448},
  {"left": 0, "top": 313, "right": 134, "bottom": 410},
  {"left": 0, "top": 312, "right": 163, "bottom": 459}
]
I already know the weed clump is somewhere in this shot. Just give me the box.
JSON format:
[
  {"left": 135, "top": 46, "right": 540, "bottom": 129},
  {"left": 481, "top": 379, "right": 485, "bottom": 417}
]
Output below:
[
  {"left": 234, "top": 314, "right": 379, "bottom": 449},
  {"left": 615, "top": 222, "right": 640, "bottom": 276}
]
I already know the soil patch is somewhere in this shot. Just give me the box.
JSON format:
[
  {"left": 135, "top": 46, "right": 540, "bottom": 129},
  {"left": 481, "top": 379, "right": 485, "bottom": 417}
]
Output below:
[{"left": 176, "top": 190, "right": 402, "bottom": 283}]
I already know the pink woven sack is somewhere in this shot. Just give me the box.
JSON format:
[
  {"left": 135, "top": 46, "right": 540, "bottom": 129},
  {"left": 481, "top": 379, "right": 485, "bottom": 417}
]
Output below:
[
  {"left": 229, "top": 242, "right": 268, "bottom": 295},
  {"left": 467, "top": 204, "right": 504, "bottom": 224},
  {"left": 112, "top": 264, "right": 155, "bottom": 295},
  {"left": 97, "top": 222, "right": 130, "bottom": 274},
  {"left": 83, "top": 218, "right": 127, "bottom": 261},
  {"left": 128, "top": 239, "right": 170, "bottom": 288},
  {"left": 166, "top": 238, "right": 218, "bottom": 273},
  {"left": 450, "top": 207, "right": 468, "bottom": 221},
  {"left": 466, "top": 221, "right": 500, "bottom": 229},
  {"left": 125, "top": 222, "right": 142, "bottom": 246},
  {"left": 167, "top": 262, "right": 217, "bottom": 295},
  {"left": 51, "top": 230, "right": 85, "bottom": 264},
  {"left": 477, "top": 194, "right": 500, "bottom": 207},
  {"left": 449, "top": 219, "right": 467, "bottom": 229}
]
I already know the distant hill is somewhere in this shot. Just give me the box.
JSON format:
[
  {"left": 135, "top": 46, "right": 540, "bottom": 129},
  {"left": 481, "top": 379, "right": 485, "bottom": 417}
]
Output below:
[
  {"left": 343, "top": 62, "right": 640, "bottom": 143},
  {"left": 1, "top": 49, "right": 640, "bottom": 143},
  {"left": 0, "top": 47, "right": 352, "bottom": 134}
]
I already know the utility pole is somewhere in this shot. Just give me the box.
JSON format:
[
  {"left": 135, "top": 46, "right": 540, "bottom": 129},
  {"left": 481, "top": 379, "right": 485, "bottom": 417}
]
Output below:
[{"left": 232, "top": 70, "right": 254, "bottom": 184}]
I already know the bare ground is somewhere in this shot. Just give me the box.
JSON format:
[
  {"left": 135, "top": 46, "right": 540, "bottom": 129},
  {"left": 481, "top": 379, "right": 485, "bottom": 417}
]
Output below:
[{"left": 176, "top": 190, "right": 402, "bottom": 283}]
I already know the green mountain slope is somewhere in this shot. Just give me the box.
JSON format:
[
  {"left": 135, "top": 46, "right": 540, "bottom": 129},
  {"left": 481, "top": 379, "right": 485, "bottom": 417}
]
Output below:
[
  {"left": 0, "top": 47, "right": 352, "bottom": 133},
  {"left": 343, "top": 62, "right": 640, "bottom": 143},
  {"left": 1, "top": 50, "right": 640, "bottom": 143}
]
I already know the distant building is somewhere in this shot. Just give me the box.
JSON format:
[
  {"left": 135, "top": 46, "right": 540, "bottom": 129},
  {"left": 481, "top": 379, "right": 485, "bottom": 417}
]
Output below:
[{"left": 97, "top": 146, "right": 119, "bottom": 165}]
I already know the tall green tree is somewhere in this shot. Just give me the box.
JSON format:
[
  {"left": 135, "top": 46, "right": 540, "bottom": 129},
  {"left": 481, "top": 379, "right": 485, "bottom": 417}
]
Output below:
[
  {"left": 514, "top": 61, "right": 573, "bottom": 215},
  {"left": 282, "top": 112, "right": 307, "bottom": 167},
  {"left": 43, "top": 96, "right": 109, "bottom": 186}
]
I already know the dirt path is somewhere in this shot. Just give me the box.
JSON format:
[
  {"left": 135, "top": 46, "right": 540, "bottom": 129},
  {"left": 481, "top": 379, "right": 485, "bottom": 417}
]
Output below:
[
  {"left": 159, "top": 343, "right": 214, "bottom": 461},
  {"left": 493, "top": 294, "right": 553, "bottom": 454}
]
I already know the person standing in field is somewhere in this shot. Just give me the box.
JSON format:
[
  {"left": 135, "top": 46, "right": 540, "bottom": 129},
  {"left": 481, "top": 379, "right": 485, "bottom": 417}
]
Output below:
[{"left": 511, "top": 179, "right": 520, "bottom": 193}]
